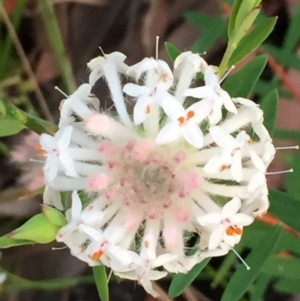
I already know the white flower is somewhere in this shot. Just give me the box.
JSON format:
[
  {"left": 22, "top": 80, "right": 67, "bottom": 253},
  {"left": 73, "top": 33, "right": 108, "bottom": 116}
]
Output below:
[
  {"left": 198, "top": 198, "right": 254, "bottom": 250},
  {"left": 156, "top": 96, "right": 213, "bottom": 148},
  {"left": 184, "top": 66, "right": 237, "bottom": 124},
  {"left": 204, "top": 126, "right": 251, "bottom": 182},
  {"left": 40, "top": 126, "right": 77, "bottom": 181}
]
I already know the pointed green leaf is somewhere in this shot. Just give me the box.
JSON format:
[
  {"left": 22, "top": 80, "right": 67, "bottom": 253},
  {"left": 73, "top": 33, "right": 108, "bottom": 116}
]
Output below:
[
  {"left": 284, "top": 3, "right": 300, "bottom": 52},
  {"left": 0, "top": 116, "right": 25, "bottom": 137},
  {"left": 41, "top": 205, "right": 68, "bottom": 227},
  {"left": 93, "top": 266, "right": 109, "bottom": 301},
  {"left": 250, "top": 273, "right": 271, "bottom": 301},
  {"left": 0, "top": 100, "right": 57, "bottom": 135},
  {"left": 168, "top": 258, "right": 210, "bottom": 298},
  {"left": 223, "top": 54, "right": 267, "bottom": 97},
  {"left": 229, "top": 17, "right": 277, "bottom": 66},
  {"left": 228, "top": 0, "right": 244, "bottom": 38},
  {"left": 164, "top": 42, "right": 181, "bottom": 63},
  {"left": 8, "top": 213, "right": 60, "bottom": 244},
  {"left": 260, "top": 89, "right": 279, "bottom": 137},
  {"left": 286, "top": 149, "right": 300, "bottom": 199},
  {"left": 0, "top": 236, "right": 33, "bottom": 249},
  {"left": 221, "top": 224, "right": 283, "bottom": 301},
  {"left": 269, "top": 189, "right": 300, "bottom": 232}
]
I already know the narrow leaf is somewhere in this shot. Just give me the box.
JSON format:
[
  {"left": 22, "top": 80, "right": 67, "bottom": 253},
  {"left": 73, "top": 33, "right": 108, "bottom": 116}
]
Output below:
[
  {"left": 228, "top": 0, "right": 244, "bottom": 38},
  {"left": 274, "top": 128, "right": 300, "bottom": 141},
  {"left": 263, "top": 257, "right": 300, "bottom": 279},
  {"left": 284, "top": 3, "right": 300, "bottom": 52},
  {"left": 221, "top": 224, "right": 282, "bottom": 301},
  {"left": 0, "top": 116, "right": 25, "bottom": 137},
  {"left": 229, "top": 17, "right": 277, "bottom": 66},
  {"left": 269, "top": 189, "right": 300, "bottom": 232},
  {"left": 223, "top": 54, "right": 267, "bottom": 97},
  {"left": 250, "top": 273, "right": 271, "bottom": 301},
  {"left": 93, "top": 266, "right": 109, "bottom": 301},
  {"left": 286, "top": 149, "right": 300, "bottom": 199},
  {"left": 275, "top": 278, "right": 300, "bottom": 294},
  {"left": 260, "top": 89, "right": 279, "bottom": 136},
  {"left": 168, "top": 258, "right": 210, "bottom": 298},
  {"left": 164, "top": 42, "right": 181, "bottom": 63},
  {"left": 0, "top": 236, "right": 33, "bottom": 249}
]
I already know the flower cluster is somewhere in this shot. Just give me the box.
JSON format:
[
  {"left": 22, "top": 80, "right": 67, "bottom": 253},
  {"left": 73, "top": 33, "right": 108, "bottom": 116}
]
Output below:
[{"left": 40, "top": 50, "right": 275, "bottom": 297}]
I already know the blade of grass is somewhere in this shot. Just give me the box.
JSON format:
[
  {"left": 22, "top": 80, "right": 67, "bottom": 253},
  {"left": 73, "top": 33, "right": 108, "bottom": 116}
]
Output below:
[{"left": 38, "top": 0, "right": 76, "bottom": 94}]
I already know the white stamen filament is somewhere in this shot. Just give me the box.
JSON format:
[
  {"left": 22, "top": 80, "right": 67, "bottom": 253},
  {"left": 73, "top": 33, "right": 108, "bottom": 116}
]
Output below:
[
  {"left": 219, "top": 65, "right": 235, "bottom": 84},
  {"left": 155, "top": 36, "right": 159, "bottom": 60},
  {"left": 266, "top": 168, "right": 293, "bottom": 175},
  {"left": 55, "top": 86, "right": 69, "bottom": 98},
  {"left": 276, "top": 145, "right": 299, "bottom": 150},
  {"left": 232, "top": 248, "right": 251, "bottom": 270}
]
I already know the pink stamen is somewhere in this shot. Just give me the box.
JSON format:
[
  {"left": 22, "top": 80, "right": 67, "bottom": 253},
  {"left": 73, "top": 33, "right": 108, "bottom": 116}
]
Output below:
[{"left": 87, "top": 173, "right": 110, "bottom": 191}]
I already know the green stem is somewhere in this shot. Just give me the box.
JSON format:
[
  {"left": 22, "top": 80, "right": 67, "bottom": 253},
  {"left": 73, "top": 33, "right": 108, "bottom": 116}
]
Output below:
[{"left": 219, "top": 43, "right": 236, "bottom": 76}]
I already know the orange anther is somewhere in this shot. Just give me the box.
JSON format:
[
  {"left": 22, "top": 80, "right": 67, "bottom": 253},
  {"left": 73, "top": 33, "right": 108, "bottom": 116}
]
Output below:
[
  {"left": 162, "top": 73, "right": 169, "bottom": 82},
  {"left": 144, "top": 240, "right": 149, "bottom": 248},
  {"left": 226, "top": 226, "right": 235, "bottom": 236},
  {"left": 37, "top": 150, "right": 47, "bottom": 157},
  {"left": 187, "top": 110, "right": 195, "bottom": 119},
  {"left": 220, "top": 164, "right": 228, "bottom": 171},
  {"left": 34, "top": 144, "right": 43, "bottom": 150},
  {"left": 92, "top": 249, "right": 104, "bottom": 261},
  {"left": 146, "top": 105, "right": 151, "bottom": 114},
  {"left": 178, "top": 116, "right": 185, "bottom": 125},
  {"left": 234, "top": 227, "right": 243, "bottom": 235}
]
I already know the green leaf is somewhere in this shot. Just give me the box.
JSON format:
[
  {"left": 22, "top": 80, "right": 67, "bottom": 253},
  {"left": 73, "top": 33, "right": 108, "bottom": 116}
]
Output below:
[
  {"left": 250, "top": 273, "right": 271, "bottom": 301},
  {"left": 263, "top": 257, "right": 300, "bottom": 279},
  {"left": 41, "top": 205, "right": 68, "bottom": 227},
  {"left": 228, "top": 0, "right": 244, "bottom": 38},
  {"left": 260, "top": 89, "right": 279, "bottom": 137},
  {"left": 223, "top": 54, "right": 267, "bottom": 97},
  {"left": 168, "top": 258, "right": 210, "bottom": 298},
  {"left": 0, "top": 236, "right": 33, "bottom": 249},
  {"left": 275, "top": 278, "right": 300, "bottom": 294},
  {"left": 274, "top": 128, "right": 300, "bottom": 141},
  {"left": 0, "top": 116, "right": 25, "bottom": 137},
  {"left": 269, "top": 189, "right": 300, "bottom": 232},
  {"left": 164, "top": 42, "right": 181, "bottom": 63},
  {"left": 0, "top": 100, "right": 57, "bottom": 135},
  {"left": 8, "top": 213, "right": 60, "bottom": 244},
  {"left": 229, "top": 17, "right": 277, "bottom": 66},
  {"left": 93, "top": 266, "right": 109, "bottom": 301},
  {"left": 221, "top": 224, "right": 282, "bottom": 301},
  {"left": 284, "top": 3, "right": 300, "bottom": 52},
  {"left": 286, "top": 149, "right": 300, "bottom": 199}
]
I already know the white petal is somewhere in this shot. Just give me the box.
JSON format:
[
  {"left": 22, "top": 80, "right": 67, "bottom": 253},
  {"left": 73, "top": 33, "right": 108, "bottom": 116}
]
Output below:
[
  {"left": 182, "top": 124, "right": 204, "bottom": 148},
  {"left": 209, "top": 225, "right": 225, "bottom": 250},
  {"left": 60, "top": 151, "right": 78, "bottom": 177},
  {"left": 123, "top": 83, "right": 149, "bottom": 97},
  {"left": 221, "top": 90, "right": 237, "bottom": 114},
  {"left": 184, "top": 86, "right": 214, "bottom": 99},
  {"left": 79, "top": 224, "right": 103, "bottom": 241},
  {"left": 250, "top": 150, "right": 265, "bottom": 172},
  {"left": 133, "top": 95, "right": 153, "bottom": 125},
  {"left": 47, "top": 160, "right": 58, "bottom": 182},
  {"left": 188, "top": 99, "right": 213, "bottom": 124},
  {"left": 230, "top": 213, "right": 254, "bottom": 226},
  {"left": 222, "top": 197, "right": 241, "bottom": 218},
  {"left": 231, "top": 152, "right": 242, "bottom": 182},
  {"left": 197, "top": 212, "right": 222, "bottom": 226},
  {"left": 210, "top": 126, "right": 236, "bottom": 149},
  {"left": 153, "top": 254, "right": 177, "bottom": 268},
  {"left": 72, "top": 83, "right": 92, "bottom": 98},
  {"left": 57, "top": 126, "right": 73, "bottom": 150},
  {"left": 40, "top": 134, "right": 56, "bottom": 151},
  {"left": 208, "top": 105, "right": 223, "bottom": 125},
  {"left": 203, "top": 152, "right": 232, "bottom": 174},
  {"left": 43, "top": 186, "right": 63, "bottom": 210},
  {"left": 234, "top": 97, "right": 258, "bottom": 107},
  {"left": 248, "top": 172, "right": 266, "bottom": 192},
  {"left": 140, "top": 278, "right": 160, "bottom": 298},
  {"left": 71, "top": 191, "right": 82, "bottom": 219},
  {"left": 205, "top": 66, "right": 219, "bottom": 86},
  {"left": 161, "top": 96, "right": 185, "bottom": 120},
  {"left": 107, "top": 245, "right": 132, "bottom": 266},
  {"left": 156, "top": 122, "right": 182, "bottom": 145}
]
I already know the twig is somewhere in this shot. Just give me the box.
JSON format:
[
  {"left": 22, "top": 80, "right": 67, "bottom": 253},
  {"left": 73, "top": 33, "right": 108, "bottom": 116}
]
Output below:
[{"left": 0, "top": 2, "right": 53, "bottom": 122}]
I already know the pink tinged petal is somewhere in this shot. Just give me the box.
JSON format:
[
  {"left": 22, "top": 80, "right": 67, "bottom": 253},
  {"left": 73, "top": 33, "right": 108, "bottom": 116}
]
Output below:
[
  {"left": 182, "top": 124, "right": 204, "bottom": 148},
  {"left": 197, "top": 212, "right": 222, "bottom": 226},
  {"left": 231, "top": 152, "right": 242, "bottom": 182},
  {"left": 230, "top": 213, "right": 254, "bottom": 226},
  {"left": 133, "top": 95, "right": 153, "bottom": 125},
  {"left": 161, "top": 96, "right": 185, "bottom": 120},
  {"left": 250, "top": 150, "right": 265, "bottom": 171},
  {"left": 204, "top": 66, "right": 219, "bottom": 86},
  {"left": 210, "top": 126, "right": 236, "bottom": 149},
  {"left": 57, "top": 126, "right": 73, "bottom": 149},
  {"left": 153, "top": 254, "right": 177, "bottom": 268},
  {"left": 163, "top": 225, "right": 182, "bottom": 251},
  {"left": 123, "top": 83, "right": 149, "bottom": 97},
  {"left": 184, "top": 86, "right": 214, "bottom": 99},
  {"left": 60, "top": 151, "right": 77, "bottom": 177},
  {"left": 222, "top": 197, "right": 241, "bottom": 218},
  {"left": 221, "top": 90, "right": 237, "bottom": 114},
  {"left": 209, "top": 225, "right": 225, "bottom": 250},
  {"left": 40, "top": 134, "right": 56, "bottom": 151},
  {"left": 155, "top": 122, "right": 182, "bottom": 145},
  {"left": 71, "top": 191, "right": 82, "bottom": 219}
]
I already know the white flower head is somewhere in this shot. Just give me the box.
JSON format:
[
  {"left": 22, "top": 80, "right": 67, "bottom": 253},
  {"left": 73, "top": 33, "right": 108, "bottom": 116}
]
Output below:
[{"left": 40, "top": 48, "right": 275, "bottom": 297}]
